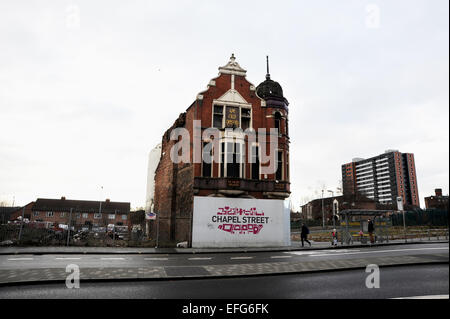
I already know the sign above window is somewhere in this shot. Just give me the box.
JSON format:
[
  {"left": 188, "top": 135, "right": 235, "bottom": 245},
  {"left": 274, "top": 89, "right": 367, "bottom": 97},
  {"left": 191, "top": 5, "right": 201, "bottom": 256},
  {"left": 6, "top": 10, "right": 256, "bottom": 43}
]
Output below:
[{"left": 225, "top": 106, "right": 240, "bottom": 128}]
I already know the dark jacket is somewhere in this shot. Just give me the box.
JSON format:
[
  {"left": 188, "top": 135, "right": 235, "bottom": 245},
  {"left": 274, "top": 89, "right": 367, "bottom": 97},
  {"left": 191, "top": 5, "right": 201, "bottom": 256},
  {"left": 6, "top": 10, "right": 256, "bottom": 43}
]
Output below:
[
  {"left": 368, "top": 221, "right": 375, "bottom": 232},
  {"left": 301, "top": 225, "right": 309, "bottom": 237}
]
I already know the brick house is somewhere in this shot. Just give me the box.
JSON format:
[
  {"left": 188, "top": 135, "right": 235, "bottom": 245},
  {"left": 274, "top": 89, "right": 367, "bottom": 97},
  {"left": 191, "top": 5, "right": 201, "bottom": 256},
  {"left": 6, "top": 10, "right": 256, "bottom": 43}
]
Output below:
[
  {"left": 18, "top": 197, "right": 130, "bottom": 229},
  {"left": 152, "top": 55, "right": 291, "bottom": 246},
  {"left": 301, "top": 194, "right": 378, "bottom": 221},
  {"left": 425, "top": 188, "right": 449, "bottom": 211},
  {"left": 8, "top": 201, "right": 34, "bottom": 221}
]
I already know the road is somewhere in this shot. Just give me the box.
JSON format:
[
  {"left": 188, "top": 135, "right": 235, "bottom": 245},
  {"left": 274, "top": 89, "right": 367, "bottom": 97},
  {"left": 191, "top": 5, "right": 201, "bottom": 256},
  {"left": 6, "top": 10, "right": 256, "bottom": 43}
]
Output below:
[
  {"left": 0, "top": 264, "right": 447, "bottom": 299},
  {"left": 0, "top": 243, "right": 447, "bottom": 269}
]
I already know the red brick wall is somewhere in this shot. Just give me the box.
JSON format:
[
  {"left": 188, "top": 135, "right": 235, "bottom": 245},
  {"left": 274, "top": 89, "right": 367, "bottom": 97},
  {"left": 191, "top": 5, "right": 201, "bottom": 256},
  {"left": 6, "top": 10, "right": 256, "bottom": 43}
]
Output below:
[
  {"left": 9, "top": 202, "right": 34, "bottom": 221},
  {"left": 406, "top": 153, "right": 420, "bottom": 207}
]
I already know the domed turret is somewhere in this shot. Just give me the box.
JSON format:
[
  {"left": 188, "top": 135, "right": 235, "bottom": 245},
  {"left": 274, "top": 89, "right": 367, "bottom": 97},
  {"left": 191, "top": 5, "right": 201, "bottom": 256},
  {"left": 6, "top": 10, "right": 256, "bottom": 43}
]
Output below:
[
  {"left": 256, "top": 56, "right": 288, "bottom": 105},
  {"left": 256, "top": 78, "right": 284, "bottom": 100}
]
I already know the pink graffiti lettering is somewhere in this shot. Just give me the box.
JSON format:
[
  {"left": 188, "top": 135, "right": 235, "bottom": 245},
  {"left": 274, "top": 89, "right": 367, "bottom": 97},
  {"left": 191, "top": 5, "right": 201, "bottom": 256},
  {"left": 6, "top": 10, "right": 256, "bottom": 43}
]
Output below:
[
  {"left": 218, "top": 224, "right": 263, "bottom": 235},
  {"left": 217, "top": 206, "right": 264, "bottom": 216}
]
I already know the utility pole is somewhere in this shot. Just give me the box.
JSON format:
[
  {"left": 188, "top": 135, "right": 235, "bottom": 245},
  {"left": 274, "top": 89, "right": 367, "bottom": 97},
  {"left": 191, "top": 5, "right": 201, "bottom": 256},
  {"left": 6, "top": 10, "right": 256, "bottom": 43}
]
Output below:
[
  {"left": 155, "top": 213, "right": 160, "bottom": 248},
  {"left": 18, "top": 207, "right": 25, "bottom": 242},
  {"left": 328, "top": 190, "right": 334, "bottom": 228},
  {"left": 332, "top": 199, "right": 339, "bottom": 229},
  {"left": 113, "top": 209, "right": 117, "bottom": 245},
  {"left": 397, "top": 197, "right": 406, "bottom": 243},
  {"left": 321, "top": 190, "right": 325, "bottom": 229},
  {"left": 67, "top": 208, "right": 73, "bottom": 246}
]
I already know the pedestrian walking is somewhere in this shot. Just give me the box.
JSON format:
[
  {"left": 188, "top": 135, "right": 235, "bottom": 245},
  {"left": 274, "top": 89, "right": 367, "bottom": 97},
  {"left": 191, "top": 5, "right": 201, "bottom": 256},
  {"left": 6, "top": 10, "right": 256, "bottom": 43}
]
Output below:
[
  {"left": 368, "top": 219, "right": 375, "bottom": 244},
  {"left": 331, "top": 228, "right": 338, "bottom": 246},
  {"left": 359, "top": 230, "right": 364, "bottom": 242},
  {"left": 301, "top": 223, "right": 311, "bottom": 247}
]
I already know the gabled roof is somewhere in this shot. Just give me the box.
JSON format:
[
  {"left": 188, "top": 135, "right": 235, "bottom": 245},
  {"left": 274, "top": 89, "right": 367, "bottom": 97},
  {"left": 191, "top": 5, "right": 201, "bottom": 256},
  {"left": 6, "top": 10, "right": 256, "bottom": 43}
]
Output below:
[{"left": 218, "top": 54, "right": 247, "bottom": 76}]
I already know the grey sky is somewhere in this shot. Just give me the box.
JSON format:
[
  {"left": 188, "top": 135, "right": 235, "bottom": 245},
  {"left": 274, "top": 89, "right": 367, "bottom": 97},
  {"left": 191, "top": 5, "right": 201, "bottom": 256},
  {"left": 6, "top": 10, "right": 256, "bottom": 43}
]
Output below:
[{"left": 0, "top": 0, "right": 448, "bottom": 209}]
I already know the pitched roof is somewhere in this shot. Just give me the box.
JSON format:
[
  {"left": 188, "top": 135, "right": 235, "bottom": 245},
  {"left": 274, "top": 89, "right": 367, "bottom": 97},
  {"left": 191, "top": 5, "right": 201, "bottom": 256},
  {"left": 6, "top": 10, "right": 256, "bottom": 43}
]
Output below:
[{"left": 32, "top": 198, "right": 130, "bottom": 214}]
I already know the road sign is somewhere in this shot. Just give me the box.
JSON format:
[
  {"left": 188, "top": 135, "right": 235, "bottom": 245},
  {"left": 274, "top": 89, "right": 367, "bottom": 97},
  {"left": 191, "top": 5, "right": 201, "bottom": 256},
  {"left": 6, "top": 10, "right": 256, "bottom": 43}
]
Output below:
[
  {"left": 396, "top": 197, "right": 404, "bottom": 211},
  {"left": 146, "top": 212, "right": 156, "bottom": 220}
]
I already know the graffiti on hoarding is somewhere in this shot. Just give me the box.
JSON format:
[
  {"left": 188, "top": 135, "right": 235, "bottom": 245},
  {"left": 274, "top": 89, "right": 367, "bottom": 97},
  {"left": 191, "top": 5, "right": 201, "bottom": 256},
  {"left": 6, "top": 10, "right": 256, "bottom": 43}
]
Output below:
[
  {"left": 218, "top": 223, "right": 264, "bottom": 235},
  {"left": 217, "top": 206, "right": 264, "bottom": 216},
  {"left": 213, "top": 206, "right": 269, "bottom": 235}
]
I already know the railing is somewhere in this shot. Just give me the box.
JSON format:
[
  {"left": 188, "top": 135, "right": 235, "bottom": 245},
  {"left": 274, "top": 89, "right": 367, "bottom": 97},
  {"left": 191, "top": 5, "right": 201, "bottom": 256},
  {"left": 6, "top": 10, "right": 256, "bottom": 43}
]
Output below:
[{"left": 291, "top": 228, "right": 449, "bottom": 244}]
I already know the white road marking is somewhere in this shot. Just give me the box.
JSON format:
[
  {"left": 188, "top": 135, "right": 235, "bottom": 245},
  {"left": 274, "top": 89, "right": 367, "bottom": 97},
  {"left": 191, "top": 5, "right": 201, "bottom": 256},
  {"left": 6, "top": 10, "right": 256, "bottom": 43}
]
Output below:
[
  {"left": 286, "top": 250, "right": 357, "bottom": 256},
  {"left": 230, "top": 257, "right": 253, "bottom": 260},
  {"left": 188, "top": 257, "right": 212, "bottom": 260},
  {"left": 100, "top": 257, "right": 125, "bottom": 260},
  {"left": 7, "top": 258, "right": 33, "bottom": 261},
  {"left": 392, "top": 295, "right": 449, "bottom": 299},
  {"left": 55, "top": 257, "right": 81, "bottom": 260},
  {"left": 144, "top": 258, "right": 168, "bottom": 261},
  {"left": 310, "top": 247, "right": 447, "bottom": 257},
  {"left": 270, "top": 256, "right": 292, "bottom": 259}
]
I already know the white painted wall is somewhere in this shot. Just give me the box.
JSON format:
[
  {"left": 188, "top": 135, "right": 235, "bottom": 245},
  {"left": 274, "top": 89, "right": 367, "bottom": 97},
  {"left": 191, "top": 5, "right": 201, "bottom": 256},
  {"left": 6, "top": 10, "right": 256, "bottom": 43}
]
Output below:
[
  {"left": 192, "top": 196, "right": 290, "bottom": 248},
  {"left": 145, "top": 143, "right": 162, "bottom": 213}
]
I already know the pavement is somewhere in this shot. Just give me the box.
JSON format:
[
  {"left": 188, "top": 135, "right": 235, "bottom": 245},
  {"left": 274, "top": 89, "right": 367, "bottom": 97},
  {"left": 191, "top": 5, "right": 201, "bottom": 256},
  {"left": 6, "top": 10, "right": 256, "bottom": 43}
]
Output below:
[
  {"left": 0, "top": 242, "right": 447, "bottom": 286},
  {"left": 0, "top": 237, "right": 447, "bottom": 255}
]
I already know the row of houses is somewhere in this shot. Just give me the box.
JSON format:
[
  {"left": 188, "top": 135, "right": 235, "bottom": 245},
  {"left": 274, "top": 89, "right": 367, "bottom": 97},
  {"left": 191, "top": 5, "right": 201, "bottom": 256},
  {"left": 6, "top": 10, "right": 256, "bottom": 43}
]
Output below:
[{"left": 1, "top": 197, "right": 131, "bottom": 229}]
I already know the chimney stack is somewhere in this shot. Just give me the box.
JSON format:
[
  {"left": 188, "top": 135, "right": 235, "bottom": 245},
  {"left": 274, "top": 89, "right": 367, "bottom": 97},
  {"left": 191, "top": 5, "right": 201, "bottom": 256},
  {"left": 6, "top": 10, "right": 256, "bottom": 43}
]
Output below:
[
  {"left": 61, "top": 196, "right": 66, "bottom": 200},
  {"left": 435, "top": 189, "right": 443, "bottom": 197}
]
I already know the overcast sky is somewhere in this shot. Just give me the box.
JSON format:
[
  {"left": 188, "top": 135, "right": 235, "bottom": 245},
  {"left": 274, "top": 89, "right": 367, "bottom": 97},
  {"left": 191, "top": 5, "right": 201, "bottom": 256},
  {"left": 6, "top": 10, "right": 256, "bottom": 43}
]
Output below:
[{"left": 0, "top": 0, "right": 448, "bottom": 210}]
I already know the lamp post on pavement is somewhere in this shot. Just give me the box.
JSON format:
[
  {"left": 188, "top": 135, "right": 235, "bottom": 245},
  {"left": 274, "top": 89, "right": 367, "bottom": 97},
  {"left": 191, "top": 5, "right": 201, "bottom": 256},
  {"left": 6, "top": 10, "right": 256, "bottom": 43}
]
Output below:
[
  {"left": 321, "top": 190, "right": 325, "bottom": 229},
  {"left": 332, "top": 199, "right": 339, "bottom": 229},
  {"left": 327, "top": 190, "right": 334, "bottom": 228},
  {"left": 397, "top": 196, "right": 406, "bottom": 243}
]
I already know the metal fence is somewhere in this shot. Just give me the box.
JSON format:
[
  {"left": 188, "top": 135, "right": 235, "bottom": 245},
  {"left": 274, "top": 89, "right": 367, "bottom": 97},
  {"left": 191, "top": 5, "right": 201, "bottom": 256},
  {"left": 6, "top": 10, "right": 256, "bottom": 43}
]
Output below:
[
  {"left": 0, "top": 221, "right": 156, "bottom": 247},
  {"left": 291, "top": 227, "right": 449, "bottom": 245}
]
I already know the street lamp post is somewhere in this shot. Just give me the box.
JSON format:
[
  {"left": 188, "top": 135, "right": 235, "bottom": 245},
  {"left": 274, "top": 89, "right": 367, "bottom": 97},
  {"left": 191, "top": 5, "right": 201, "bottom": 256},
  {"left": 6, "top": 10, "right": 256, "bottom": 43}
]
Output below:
[
  {"left": 66, "top": 208, "right": 73, "bottom": 247},
  {"left": 113, "top": 209, "right": 117, "bottom": 246},
  {"left": 397, "top": 196, "right": 406, "bottom": 243},
  {"left": 327, "top": 190, "right": 334, "bottom": 228},
  {"left": 321, "top": 190, "right": 325, "bottom": 229}
]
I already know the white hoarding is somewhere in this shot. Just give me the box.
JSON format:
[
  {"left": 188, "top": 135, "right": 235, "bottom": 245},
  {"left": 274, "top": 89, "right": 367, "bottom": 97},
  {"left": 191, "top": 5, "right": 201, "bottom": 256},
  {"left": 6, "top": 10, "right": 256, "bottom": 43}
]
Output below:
[{"left": 192, "top": 196, "right": 291, "bottom": 248}]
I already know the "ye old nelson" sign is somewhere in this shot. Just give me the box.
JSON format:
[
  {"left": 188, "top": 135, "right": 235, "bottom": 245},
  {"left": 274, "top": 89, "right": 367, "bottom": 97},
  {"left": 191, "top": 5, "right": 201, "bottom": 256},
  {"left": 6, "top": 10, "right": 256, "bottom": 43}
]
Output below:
[{"left": 212, "top": 206, "right": 270, "bottom": 235}]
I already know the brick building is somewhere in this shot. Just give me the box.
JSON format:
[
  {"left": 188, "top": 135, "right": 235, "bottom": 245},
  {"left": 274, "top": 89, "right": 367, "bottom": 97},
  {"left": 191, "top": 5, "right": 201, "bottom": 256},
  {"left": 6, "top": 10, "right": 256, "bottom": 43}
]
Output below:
[
  {"left": 301, "top": 194, "right": 378, "bottom": 221},
  {"left": 8, "top": 201, "right": 34, "bottom": 221},
  {"left": 342, "top": 150, "right": 420, "bottom": 207},
  {"left": 9, "top": 197, "right": 130, "bottom": 229},
  {"left": 152, "top": 55, "right": 291, "bottom": 246},
  {"left": 425, "top": 188, "right": 449, "bottom": 211}
]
